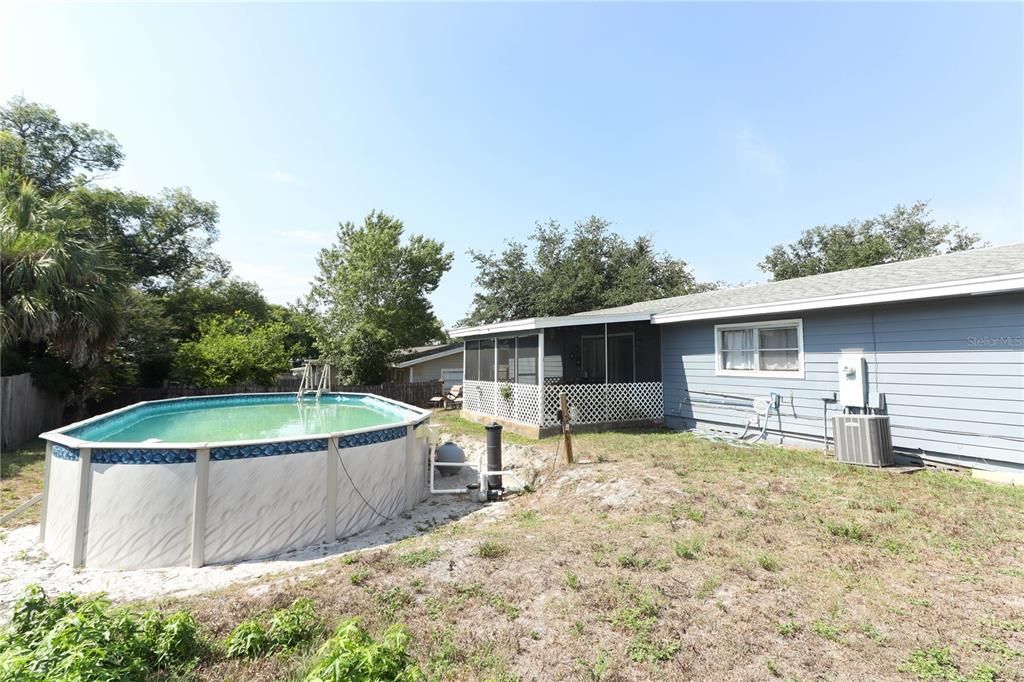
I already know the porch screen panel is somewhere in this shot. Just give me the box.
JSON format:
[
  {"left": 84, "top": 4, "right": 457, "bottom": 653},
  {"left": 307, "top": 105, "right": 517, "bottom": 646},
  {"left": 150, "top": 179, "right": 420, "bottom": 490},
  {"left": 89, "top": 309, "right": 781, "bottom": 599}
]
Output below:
[
  {"left": 465, "top": 341, "right": 480, "bottom": 381},
  {"left": 516, "top": 334, "right": 538, "bottom": 384},
  {"left": 607, "top": 334, "right": 635, "bottom": 382},
  {"left": 479, "top": 339, "right": 496, "bottom": 382},
  {"left": 581, "top": 335, "right": 605, "bottom": 382},
  {"left": 497, "top": 338, "right": 516, "bottom": 382}
]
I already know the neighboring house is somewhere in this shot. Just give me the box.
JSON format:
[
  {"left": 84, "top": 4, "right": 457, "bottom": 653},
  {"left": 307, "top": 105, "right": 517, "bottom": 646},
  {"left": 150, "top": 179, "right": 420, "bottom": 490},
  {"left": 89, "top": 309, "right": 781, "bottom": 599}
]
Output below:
[
  {"left": 391, "top": 343, "right": 464, "bottom": 389},
  {"left": 451, "top": 243, "right": 1024, "bottom": 478}
]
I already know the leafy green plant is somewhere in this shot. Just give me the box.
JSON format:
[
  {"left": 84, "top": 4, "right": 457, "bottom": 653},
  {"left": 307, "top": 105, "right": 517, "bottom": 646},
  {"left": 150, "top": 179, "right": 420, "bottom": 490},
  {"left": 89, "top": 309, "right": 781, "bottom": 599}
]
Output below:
[
  {"left": 499, "top": 383, "right": 513, "bottom": 403},
  {"left": 673, "top": 537, "right": 702, "bottom": 560},
  {"left": 303, "top": 618, "right": 423, "bottom": 682},
  {"left": 565, "top": 571, "right": 581, "bottom": 590},
  {"left": 267, "top": 598, "right": 321, "bottom": 650},
  {"left": 476, "top": 540, "right": 510, "bottom": 559},
  {"left": 900, "top": 646, "right": 961, "bottom": 681},
  {"left": 224, "top": 618, "right": 269, "bottom": 659},
  {"left": 777, "top": 621, "right": 800, "bottom": 638},
  {"left": 350, "top": 569, "right": 371, "bottom": 586},
  {"left": 0, "top": 584, "right": 204, "bottom": 681},
  {"left": 757, "top": 554, "right": 780, "bottom": 572},
  {"left": 811, "top": 620, "right": 844, "bottom": 643}
]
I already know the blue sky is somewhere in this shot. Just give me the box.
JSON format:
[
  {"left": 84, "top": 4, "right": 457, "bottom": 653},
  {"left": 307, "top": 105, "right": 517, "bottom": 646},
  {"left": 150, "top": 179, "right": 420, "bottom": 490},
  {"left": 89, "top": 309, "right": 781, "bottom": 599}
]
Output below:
[{"left": 4, "top": 2, "right": 1021, "bottom": 327}]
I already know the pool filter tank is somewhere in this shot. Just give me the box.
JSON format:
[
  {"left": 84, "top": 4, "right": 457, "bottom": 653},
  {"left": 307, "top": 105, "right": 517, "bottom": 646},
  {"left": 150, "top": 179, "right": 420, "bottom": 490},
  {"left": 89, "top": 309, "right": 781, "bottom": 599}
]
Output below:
[
  {"left": 485, "top": 422, "right": 503, "bottom": 499},
  {"left": 434, "top": 441, "right": 465, "bottom": 477}
]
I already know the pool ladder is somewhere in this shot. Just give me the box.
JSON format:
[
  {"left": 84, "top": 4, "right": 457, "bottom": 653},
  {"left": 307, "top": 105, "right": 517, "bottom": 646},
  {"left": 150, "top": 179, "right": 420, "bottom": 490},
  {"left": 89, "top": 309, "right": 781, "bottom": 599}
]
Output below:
[{"left": 297, "top": 363, "right": 331, "bottom": 402}]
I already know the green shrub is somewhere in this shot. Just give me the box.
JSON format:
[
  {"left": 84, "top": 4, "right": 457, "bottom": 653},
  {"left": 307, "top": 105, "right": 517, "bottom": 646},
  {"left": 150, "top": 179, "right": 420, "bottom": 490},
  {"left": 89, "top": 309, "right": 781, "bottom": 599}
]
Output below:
[
  {"left": 225, "top": 598, "right": 322, "bottom": 659},
  {"left": 0, "top": 584, "right": 204, "bottom": 681},
  {"left": 757, "top": 554, "right": 781, "bottom": 572},
  {"left": 303, "top": 618, "right": 423, "bottom": 682},
  {"left": 267, "top": 598, "right": 321, "bottom": 650},
  {"left": 224, "top": 618, "right": 269, "bottom": 659}
]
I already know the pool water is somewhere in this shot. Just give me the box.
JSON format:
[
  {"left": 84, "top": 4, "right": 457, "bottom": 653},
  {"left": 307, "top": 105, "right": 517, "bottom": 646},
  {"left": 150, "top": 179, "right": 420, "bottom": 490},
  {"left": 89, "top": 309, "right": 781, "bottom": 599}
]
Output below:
[{"left": 71, "top": 394, "right": 416, "bottom": 443}]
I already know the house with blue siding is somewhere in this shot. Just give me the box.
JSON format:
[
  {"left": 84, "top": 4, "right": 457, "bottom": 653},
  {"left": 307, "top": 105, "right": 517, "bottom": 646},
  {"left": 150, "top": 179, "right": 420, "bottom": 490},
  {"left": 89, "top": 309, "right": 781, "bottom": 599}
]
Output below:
[{"left": 451, "top": 244, "right": 1024, "bottom": 478}]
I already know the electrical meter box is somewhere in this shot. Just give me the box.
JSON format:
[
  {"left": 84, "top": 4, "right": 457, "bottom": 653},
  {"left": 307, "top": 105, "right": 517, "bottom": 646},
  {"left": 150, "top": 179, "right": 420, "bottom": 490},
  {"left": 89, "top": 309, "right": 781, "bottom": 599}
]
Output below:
[{"left": 838, "top": 351, "right": 867, "bottom": 408}]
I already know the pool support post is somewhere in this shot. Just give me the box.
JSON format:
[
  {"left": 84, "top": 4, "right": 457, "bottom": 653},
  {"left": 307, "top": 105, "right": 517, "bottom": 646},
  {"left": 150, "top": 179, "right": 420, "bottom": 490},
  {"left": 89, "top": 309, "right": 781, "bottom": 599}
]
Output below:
[
  {"left": 190, "top": 448, "right": 210, "bottom": 568},
  {"left": 72, "top": 448, "right": 92, "bottom": 569},
  {"left": 485, "top": 422, "right": 502, "bottom": 499},
  {"left": 39, "top": 441, "right": 52, "bottom": 543}
]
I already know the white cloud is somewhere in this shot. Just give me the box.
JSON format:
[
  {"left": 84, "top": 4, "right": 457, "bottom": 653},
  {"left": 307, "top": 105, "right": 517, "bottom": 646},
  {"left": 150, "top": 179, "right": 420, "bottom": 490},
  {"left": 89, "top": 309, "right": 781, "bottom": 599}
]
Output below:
[
  {"left": 272, "top": 229, "right": 333, "bottom": 246},
  {"left": 729, "top": 128, "right": 784, "bottom": 191},
  {"left": 267, "top": 170, "right": 298, "bottom": 184}
]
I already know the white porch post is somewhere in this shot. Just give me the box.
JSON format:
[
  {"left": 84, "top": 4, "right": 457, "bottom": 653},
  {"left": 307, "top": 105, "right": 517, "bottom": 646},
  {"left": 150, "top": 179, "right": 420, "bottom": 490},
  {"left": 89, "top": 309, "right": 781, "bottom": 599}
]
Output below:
[
  {"left": 493, "top": 336, "right": 498, "bottom": 417},
  {"left": 537, "top": 330, "right": 545, "bottom": 427},
  {"left": 603, "top": 323, "right": 610, "bottom": 422}
]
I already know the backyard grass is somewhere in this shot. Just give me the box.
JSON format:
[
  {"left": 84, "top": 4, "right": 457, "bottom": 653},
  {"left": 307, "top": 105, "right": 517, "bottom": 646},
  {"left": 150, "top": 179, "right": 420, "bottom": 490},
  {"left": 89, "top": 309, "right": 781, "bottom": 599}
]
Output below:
[
  {"left": 0, "top": 439, "right": 45, "bottom": 527},
  {"left": 149, "top": 414, "right": 1024, "bottom": 681},
  {"left": 7, "top": 416, "right": 1024, "bottom": 680}
]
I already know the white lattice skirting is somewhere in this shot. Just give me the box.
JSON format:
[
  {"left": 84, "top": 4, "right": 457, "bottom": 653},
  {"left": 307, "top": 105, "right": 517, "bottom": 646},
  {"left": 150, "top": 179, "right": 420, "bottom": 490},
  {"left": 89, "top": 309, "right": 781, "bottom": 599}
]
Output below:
[{"left": 462, "top": 380, "right": 663, "bottom": 427}]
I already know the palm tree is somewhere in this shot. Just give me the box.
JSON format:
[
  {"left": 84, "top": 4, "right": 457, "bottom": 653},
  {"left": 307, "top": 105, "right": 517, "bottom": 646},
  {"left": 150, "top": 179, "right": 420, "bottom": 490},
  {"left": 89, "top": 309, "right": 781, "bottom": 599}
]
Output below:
[{"left": 0, "top": 170, "right": 125, "bottom": 367}]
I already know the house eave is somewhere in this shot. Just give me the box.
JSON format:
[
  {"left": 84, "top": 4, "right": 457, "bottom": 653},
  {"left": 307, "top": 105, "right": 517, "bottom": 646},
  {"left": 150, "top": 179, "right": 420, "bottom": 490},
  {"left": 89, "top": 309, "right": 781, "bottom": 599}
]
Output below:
[
  {"left": 449, "top": 311, "right": 655, "bottom": 338},
  {"left": 650, "top": 273, "right": 1024, "bottom": 325},
  {"left": 391, "top": 346, "right": 464, "bottom": 368}
]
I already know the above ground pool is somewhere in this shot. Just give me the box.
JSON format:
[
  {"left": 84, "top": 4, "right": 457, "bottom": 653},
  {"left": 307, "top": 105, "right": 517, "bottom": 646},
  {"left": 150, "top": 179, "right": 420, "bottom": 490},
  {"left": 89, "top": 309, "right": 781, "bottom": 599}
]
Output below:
[{"left": 39, "top": 393, "right": 432, "bottom": 569}]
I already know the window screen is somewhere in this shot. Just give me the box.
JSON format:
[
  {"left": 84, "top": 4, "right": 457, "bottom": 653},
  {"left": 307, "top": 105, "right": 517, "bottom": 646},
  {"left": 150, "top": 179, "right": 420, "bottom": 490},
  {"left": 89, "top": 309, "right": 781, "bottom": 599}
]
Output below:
[
  {"left": 479, "top": 339, "right": 495, "bottom": 382},
  {"left": 465, "top": 340, "right": 480, "bottom": 381},
  {"left": 497, "top": 338, "right": 516, "bottom": 382},
  {"left": 516, "top": 335, "right": 538, "bottom": 384}
]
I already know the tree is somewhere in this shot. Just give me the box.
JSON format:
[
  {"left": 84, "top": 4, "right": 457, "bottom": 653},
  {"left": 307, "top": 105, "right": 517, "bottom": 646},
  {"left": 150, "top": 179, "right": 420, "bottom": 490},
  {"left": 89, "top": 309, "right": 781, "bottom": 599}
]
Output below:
[
  {"left": 161, "top": 277, "right": 271, "bottom": 340},
  {"left": 1, "top": 97, "right": 225, "bottom": 290},
  {"left": 0, "top": 171, "right": 126, "bottom": 367},
  {"left": 759, "top": 201, "right": 986, "bottom": 281},
  {"left": 461, "top": 216, "right": 715, "bottom": 325},
  {"left": 307, "top": 210, "right": 452, "bottom": 384},
  {"left": 0, "top": 97, "right": 123, "bottom": 196},
  {"left": 71, "top": 186, "right": 225, "bottom": 290},
  {"left": 172, "top": 314, "right": 296, "bottom": 387}
]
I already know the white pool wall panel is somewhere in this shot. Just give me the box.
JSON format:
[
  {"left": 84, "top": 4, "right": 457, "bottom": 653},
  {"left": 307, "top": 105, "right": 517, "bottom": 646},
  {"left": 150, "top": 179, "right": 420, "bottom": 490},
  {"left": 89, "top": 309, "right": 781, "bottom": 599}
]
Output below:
[
  {"left": 86, "top": 461, "right": 195, "bottom": 568},
  {"left": 41, "top": 454, "right": 79, "bottom": 564},
  {"left": 335, "top": 437, "right": 407, "bottom": 539},
  {"left": 205, "top": 450, "right": 327, "bottom": 565}
]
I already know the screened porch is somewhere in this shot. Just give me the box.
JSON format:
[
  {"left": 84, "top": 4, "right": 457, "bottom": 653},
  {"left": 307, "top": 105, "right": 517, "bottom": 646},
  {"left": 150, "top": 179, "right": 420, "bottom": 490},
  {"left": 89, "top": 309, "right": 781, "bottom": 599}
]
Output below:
[{"left": 460, "top": 321, "right": 663, "bottom": 434}]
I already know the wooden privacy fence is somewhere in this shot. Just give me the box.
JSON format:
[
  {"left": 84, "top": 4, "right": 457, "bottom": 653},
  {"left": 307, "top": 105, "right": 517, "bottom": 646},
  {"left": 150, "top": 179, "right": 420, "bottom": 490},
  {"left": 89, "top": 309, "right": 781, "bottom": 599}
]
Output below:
[
  {"left": 1, "top": 373, "right": 64, "bottom": 451},
  {"left": 93, "top": 379, "right": 445, "bottom": 415}
]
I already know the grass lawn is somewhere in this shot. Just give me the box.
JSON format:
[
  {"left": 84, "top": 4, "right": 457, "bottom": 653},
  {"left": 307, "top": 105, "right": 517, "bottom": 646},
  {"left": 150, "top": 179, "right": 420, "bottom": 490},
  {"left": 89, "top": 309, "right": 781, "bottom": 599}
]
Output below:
[
  {"left": 1, "top": 439, "right": 46, "bottom": 527},
  {"left": 158, "top": 414, "right": 1024, "bottom": 681},
  {"left": 6, "top": 416, "right": 1024, "bottom": 680}
]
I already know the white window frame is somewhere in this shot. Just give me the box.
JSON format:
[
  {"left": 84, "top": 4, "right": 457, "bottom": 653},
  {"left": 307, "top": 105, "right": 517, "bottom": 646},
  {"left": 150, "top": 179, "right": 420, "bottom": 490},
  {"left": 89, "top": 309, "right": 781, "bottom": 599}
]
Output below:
[{"left": 714, "top": 319, "right": 804, "bottom": 379}]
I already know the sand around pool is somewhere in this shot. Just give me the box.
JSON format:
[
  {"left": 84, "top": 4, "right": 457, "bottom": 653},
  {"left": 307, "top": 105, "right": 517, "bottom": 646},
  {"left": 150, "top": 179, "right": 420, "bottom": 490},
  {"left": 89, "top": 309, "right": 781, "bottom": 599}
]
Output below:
[{"left": 0, "top": 435, "right": 550, "bottom": 619}]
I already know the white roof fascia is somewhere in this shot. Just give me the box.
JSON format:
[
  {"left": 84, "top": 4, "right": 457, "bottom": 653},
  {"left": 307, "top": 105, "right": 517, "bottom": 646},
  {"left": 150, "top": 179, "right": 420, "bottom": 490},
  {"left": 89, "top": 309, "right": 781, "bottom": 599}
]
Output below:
[
  {"left": 392, "top": 347, "right": 464, "bottom": 368},
  {"left": 651, "top": 273, "right": 1024, "bottom": 325},
  {"left": 450, "top": 311, "right": 654, "bottom": 338}
]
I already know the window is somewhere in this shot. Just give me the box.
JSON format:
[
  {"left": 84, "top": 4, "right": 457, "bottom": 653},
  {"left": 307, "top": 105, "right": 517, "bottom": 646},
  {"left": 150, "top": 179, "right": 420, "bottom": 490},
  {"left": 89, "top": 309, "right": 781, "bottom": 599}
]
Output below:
[{"left": 714, "top": 320, "right": 803, "bottom": 377}]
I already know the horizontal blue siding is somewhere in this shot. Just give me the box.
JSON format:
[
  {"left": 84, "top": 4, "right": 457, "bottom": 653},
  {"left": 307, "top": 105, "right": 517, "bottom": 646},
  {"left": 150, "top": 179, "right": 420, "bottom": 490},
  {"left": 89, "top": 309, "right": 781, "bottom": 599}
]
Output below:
[{"left": 660, "top": 293, "right": 1024, "bottom": 472}]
